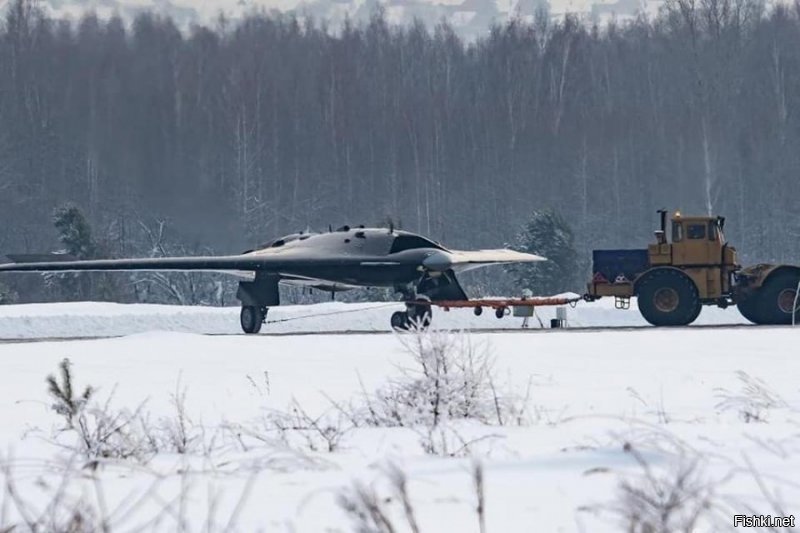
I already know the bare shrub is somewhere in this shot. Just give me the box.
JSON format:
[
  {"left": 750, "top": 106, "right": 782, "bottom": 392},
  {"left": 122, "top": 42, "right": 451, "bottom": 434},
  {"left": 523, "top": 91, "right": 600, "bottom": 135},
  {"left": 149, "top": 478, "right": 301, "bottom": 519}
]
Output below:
[
  {"left": 149, "top": 381, "right": 206, "bottom": 455},
  {"left": 338, "top": 462, "right": 486, "bottom": 533},
  {"left": 0, "top": 455, "right": 256, "bottom": 533},
  {"left": 241, "top": 400, "right": 351, "bottom": 453},
  {"left": 612, "top": 442, "right": 719, "bottom": 533},
  {"left": 734, "top": 455, "right": 799, "bottom": 533},
  {"left": 46, "top": 360, "right": 207, "bottom": 462},
  {"left": 47, "top": 359, "right": 152, "bottom": 462},
  {"left": 231, "top": 331, "right": 532, "bottom": 458},
  {"left": 353, "top": 330, "right": 532, "bottom": 429},
  {"left": 715, "top": 371, "right": 787, "bottom": 423},
  {"left": 417, "top": 424, "right": 502, "bottom": 458}
]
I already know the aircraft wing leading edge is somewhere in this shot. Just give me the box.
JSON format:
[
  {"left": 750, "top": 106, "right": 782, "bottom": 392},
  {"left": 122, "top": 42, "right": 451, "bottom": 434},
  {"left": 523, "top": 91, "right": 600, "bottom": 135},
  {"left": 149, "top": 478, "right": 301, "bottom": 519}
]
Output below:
[
  {"left": 446, "top": 249, "right": 546, "bottom": 272},
  {"left": 0, "top": 255, "right": 368, "bottom": 273}
]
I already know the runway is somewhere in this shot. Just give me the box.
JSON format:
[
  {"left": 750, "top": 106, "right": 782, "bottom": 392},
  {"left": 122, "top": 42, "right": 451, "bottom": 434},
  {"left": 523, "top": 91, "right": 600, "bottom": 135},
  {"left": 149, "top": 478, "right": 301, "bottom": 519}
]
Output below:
[{"left": 0, "top": 321, "right": 768, "bottom": 344}]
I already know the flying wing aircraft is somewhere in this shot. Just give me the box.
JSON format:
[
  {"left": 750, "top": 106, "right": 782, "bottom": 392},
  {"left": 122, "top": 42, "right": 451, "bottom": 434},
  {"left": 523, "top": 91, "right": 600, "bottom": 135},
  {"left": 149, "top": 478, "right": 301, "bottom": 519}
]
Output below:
[{"left": 0, "top": 226, "right": 544, "bottom": 333}]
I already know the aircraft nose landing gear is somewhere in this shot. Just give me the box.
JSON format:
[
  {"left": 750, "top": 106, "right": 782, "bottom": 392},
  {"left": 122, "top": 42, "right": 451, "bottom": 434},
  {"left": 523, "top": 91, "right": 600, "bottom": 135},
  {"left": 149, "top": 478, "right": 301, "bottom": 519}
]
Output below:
[{"left": 391, "top": 300, "right": 433, "bottom": 331}]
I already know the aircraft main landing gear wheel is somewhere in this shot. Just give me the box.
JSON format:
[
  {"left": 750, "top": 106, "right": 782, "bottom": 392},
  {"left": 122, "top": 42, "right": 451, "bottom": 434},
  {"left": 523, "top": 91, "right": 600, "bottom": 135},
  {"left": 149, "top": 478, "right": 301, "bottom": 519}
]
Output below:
[
  {"left": 240, "top": 306, "right": 266, "bottom": 334},
  {"left": 408, "top": 303, "right": 432, "bottom": 329},
  {"left": 391, "top": 303, "right": 433, "bottom": 331}
]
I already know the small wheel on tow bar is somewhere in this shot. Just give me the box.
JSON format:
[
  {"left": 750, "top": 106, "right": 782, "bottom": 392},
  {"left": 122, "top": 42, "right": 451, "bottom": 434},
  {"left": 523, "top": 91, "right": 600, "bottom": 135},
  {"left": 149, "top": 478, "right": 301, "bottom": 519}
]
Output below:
[
  {"left": 474, "top": 306, "right": 483, "bottom": 316},
  {"left": 495, "top": 307, "right": 506, "bottom": 319},
  {"left": 240, "top": 306, "right": 266, "bottom": 334}
]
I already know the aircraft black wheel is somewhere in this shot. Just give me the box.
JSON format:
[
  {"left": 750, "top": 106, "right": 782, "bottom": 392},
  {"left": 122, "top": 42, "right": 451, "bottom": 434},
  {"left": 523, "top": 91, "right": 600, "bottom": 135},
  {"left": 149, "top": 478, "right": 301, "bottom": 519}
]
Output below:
[
  {"left": 391, "top": 311, "right": 410, "bottom": 331},
  {"left": 736, "top": 291, "right": 764, "bottom": 324},
  {"left": 636, "top": 269, "right": 700, "bottom": 326},
  {"left": 755, "top": 272, "right": 800, "bottom": 325},
  {"left": 408, "top": 303, "right": 432, "bottom": 329},
  {"left": 240, "top": 306, "right": 265, "bottom": 334}
]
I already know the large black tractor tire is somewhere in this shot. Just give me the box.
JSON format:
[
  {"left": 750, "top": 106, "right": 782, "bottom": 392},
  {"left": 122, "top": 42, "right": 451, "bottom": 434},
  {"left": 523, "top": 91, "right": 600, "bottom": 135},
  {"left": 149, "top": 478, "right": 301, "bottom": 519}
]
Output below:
[
  {"left": 687, "top": 301, "right": 702, "bottom": 324},
  {"left": 240, "top": 306, "right": 265, "bottom": 334},
  {"left": 735, "top": 292, "right": 764, "bottom": 324},
  {"left": 755, "top": 272, "right": 800, "bottom": 325},
  {"left": 636, "top": 269, "right": 701, "bottom": 326}
]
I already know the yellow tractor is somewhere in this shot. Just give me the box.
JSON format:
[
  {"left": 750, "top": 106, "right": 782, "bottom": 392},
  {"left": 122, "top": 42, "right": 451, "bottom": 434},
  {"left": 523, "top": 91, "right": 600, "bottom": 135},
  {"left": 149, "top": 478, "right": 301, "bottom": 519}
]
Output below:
[{"left": 586, "top": 210, "right": 800, "bottom": 326}]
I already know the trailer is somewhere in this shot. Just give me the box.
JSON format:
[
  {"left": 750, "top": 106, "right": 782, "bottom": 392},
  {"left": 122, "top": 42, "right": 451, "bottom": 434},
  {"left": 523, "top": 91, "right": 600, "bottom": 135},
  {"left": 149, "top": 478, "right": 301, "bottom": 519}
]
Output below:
[{"left": 397, "top": 294, "right": 582, "bottom": 330}]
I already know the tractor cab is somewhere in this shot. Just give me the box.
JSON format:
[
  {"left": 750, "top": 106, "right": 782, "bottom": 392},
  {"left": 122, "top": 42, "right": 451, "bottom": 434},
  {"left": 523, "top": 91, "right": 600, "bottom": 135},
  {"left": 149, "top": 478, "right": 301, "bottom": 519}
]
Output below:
[{"left": 649, "top": 210, "right": 736, "bottom": 270}]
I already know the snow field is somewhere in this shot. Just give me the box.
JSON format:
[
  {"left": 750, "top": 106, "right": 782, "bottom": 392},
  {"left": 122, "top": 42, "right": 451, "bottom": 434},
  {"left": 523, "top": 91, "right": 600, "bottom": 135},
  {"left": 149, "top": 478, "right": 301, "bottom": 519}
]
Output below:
[{"left": 0, "top": 311, "right": 797, "bottom": 531}]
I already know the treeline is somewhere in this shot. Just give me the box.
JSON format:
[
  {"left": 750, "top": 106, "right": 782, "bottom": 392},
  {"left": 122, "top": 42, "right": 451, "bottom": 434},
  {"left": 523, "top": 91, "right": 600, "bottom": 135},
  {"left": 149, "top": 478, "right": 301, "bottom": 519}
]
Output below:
[{"left": 1, "top": 0, "right": 800, "bottom": 303}]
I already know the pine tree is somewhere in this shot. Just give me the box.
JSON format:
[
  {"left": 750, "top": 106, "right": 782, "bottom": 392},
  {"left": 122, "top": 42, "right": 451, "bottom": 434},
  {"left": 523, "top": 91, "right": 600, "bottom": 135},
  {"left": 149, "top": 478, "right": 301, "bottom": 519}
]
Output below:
[
  {"left": 53, "top": 204, "right": 96, "bottom": 259},
  {"left": 505, "top": 210, "right": 581, "bottom": 296},
  {"left": 47, "top": 204, "right": 97, "bottom": 300}
]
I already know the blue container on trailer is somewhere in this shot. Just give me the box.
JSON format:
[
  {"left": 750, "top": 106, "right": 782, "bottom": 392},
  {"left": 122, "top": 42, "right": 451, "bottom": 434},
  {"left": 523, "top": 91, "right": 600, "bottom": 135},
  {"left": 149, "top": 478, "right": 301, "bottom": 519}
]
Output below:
[{"left": 592, "top": 249, "right": 650, "bottom": 282}]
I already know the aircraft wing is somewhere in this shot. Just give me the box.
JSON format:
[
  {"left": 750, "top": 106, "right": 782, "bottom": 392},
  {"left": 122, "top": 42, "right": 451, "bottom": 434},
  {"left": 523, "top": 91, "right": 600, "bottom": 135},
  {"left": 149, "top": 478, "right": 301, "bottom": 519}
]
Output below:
[
  {"left": 0, "top": 253, "right": 361, "bottom": 274},
  {"left": 0, "top": 248, "right": 545, "bottom": 275},
  {"left": 445, "top": 249, "right": 545, "bottom": 272}
]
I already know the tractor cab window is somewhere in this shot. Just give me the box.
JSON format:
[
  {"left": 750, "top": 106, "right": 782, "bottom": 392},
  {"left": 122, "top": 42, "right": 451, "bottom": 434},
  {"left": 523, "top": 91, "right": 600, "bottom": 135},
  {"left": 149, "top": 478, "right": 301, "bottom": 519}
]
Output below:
[
  {"left": 390, "top": 235, "right": 442, "bottom": 254},
  {"left": 672, "top": 221, "right": 683, "bottom": 242},
  {"left": 687, "top": 224, "right": 706, "bottom": 240},
  {"left": 708, "top": 221, "right": 718, "bottom": 242}
]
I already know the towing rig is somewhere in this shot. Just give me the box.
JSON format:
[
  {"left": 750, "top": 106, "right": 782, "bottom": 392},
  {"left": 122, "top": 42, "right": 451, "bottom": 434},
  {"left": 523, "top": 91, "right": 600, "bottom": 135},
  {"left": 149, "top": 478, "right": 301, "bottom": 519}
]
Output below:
[
  {"left": 404, "top": 210, "right": 800, "bottom": 328},
  {"left": 585, "top": 210, "right": 800, "bottom": 326}
]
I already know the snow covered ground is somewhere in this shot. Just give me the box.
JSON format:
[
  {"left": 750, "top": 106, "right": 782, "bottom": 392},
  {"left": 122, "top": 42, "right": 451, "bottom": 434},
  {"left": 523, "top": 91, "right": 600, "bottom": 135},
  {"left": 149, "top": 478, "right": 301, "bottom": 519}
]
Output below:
[{"left": 0, "top": 302, "right": 796, "bottom": 532}]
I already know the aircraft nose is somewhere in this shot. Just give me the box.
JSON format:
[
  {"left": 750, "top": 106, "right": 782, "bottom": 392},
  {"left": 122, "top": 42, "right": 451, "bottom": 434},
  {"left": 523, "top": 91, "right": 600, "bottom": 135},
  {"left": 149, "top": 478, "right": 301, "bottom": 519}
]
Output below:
[{"left": 422, "top": 250, "right": 453, "bottom": 271}]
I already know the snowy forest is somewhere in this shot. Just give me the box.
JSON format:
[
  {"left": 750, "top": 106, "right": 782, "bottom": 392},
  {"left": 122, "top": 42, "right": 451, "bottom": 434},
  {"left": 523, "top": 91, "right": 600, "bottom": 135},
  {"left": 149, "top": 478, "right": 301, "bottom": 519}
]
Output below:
[{"left": 1, "top": 0, "right": 800, "bottom": 303}]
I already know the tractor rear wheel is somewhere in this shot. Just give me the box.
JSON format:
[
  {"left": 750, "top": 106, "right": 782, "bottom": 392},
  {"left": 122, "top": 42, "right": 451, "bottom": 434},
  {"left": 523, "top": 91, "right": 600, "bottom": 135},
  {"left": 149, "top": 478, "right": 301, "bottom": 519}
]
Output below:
[
  {"left": 735, "top": 292, "right": 764, "bottom": 324},
  {"left": 637, "top": 269, "right": 701, "bottom": 326},
  {"left": 755, "top": 272, "right": 800, "bottom": 325},
  {"left": 240, "top": 306, "right": 265, "bottom": 334}
]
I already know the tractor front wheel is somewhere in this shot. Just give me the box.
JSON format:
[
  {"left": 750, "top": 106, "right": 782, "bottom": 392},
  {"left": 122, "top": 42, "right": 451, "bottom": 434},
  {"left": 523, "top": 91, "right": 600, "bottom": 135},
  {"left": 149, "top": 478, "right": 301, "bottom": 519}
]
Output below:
[{"left": 637, "top": 269, "right": 701, "bottom": 326}]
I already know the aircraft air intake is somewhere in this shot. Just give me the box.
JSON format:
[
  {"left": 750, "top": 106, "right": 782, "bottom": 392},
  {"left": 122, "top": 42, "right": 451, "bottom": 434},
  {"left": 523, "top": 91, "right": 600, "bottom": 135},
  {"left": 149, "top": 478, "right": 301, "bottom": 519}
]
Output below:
[{"left": 422, "top": 251, "right": 453, "bottom": 271}]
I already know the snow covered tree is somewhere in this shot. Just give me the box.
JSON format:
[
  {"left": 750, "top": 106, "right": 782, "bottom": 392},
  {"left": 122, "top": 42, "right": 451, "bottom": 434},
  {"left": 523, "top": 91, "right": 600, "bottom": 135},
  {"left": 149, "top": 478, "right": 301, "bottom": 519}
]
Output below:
[
  {"left": 53, "top": 204, "right": 96, "bottom": 259},
  {"left": 505, "top": 210, "right": 581, "bottom": 295},
  {"left": 47, "top": 204, "right": 97, "bottom": 300}
]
